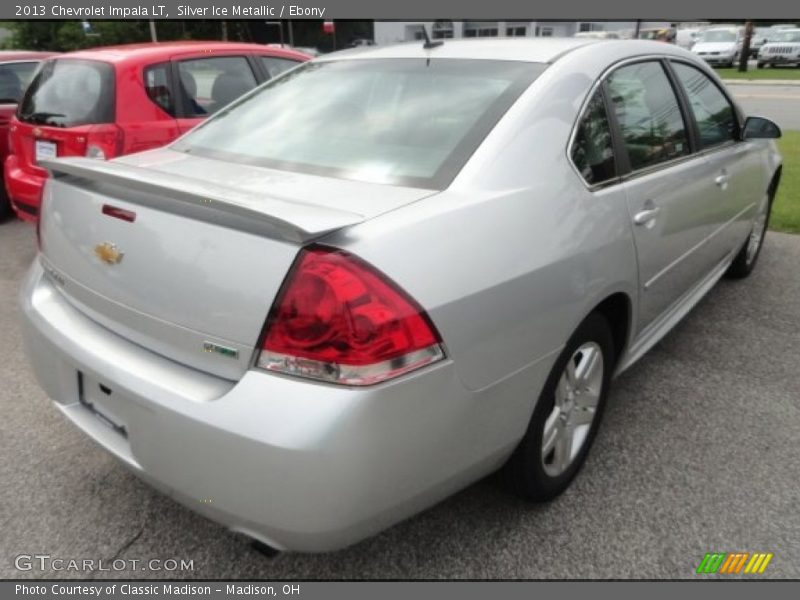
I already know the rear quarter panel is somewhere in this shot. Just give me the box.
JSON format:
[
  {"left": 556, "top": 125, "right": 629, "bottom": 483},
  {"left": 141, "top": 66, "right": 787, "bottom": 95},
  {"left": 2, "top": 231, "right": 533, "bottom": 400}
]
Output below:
[
  {"left": 115, "top": 59, "right": 180, "bottom": 154},
  {"left": 323, "top": 47, "right": 645, "bottom": 394}
]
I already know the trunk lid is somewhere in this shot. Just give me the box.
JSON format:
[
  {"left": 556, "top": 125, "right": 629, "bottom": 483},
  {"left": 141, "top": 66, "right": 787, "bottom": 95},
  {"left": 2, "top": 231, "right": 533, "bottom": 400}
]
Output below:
[{"left": 38, "top": 151, "right": 436, "bottom": 380}]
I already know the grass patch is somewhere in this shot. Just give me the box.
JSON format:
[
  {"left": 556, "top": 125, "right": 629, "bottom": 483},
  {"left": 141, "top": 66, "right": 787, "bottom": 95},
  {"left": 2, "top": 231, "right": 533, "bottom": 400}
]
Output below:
[
  {"left": 716, "top": 67, "right": 800, "bottom": 80},
  {"left": 771, "top": 130, "right": 800, "bottom": 233}
]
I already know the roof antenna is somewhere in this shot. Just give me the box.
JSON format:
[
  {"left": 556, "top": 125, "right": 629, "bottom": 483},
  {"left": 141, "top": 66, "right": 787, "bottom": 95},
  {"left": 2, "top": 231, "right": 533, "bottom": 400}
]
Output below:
[{"left": 417, "top": 25, "right": 444, "bottom": 50}]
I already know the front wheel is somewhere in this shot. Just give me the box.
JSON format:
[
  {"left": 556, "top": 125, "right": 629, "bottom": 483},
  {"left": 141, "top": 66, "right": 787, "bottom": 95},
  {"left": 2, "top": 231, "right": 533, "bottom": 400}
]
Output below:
[{"left": 502, "top": 313, "right": 614, "bottom": 501}]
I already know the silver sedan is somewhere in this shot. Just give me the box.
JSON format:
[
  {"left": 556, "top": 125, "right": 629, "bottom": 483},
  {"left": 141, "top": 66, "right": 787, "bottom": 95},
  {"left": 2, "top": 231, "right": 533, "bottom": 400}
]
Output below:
[{"left": 21, "top": 38, "right": 782, "bottom": 552}]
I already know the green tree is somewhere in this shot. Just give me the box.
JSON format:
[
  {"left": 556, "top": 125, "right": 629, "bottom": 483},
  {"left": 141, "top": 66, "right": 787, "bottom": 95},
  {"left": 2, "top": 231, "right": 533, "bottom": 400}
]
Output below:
[{"left": 1, "top": 20, "right": 230, "bottom": 51}]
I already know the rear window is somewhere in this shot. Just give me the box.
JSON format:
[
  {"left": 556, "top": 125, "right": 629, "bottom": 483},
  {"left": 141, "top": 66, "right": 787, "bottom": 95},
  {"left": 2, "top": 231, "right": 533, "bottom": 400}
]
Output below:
[
  {"left": 0, "top": 61, "right": 41, "bottom": 104},
  {"left": 174, "top": 59, "right": 544, "bottom": 189},
  {"left": 18, "top": 59, "right": 114, "bottom": 127}
]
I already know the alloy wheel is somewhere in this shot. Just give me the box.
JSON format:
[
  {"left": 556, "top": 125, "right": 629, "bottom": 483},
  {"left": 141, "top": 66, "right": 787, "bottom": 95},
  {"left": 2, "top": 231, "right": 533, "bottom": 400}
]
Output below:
[{"left": 541, "top": 342, "right": 604, "bottom": 477}]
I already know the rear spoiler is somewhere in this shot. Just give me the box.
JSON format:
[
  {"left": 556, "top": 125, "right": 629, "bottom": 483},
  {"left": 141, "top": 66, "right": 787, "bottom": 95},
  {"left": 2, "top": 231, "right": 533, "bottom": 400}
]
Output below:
[{"left": 40, "top": 157, "right": 365, "bottom": 243}]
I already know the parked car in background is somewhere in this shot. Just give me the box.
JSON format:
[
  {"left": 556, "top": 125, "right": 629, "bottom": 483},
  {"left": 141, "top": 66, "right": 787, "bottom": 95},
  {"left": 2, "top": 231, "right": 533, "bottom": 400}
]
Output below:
[
  {"left": 675, "top": 28, "right": 702, "bottom": 50},
  {"left": 4, "top": 41, "right": 309, "bottom": 221},
  {"left": 757, "top": 29, "right": 800, "bottom": 68},
  {"left": 22, "top": 38, "right": 781, "bottom": 552},
  {"left": 750, "top": 27, "right": 774, "bottom": 58},
  {"left": 0, "top": 51, "right": 57, "bottom": 219},
  {"left": 692, "top": 26, "right": 744, "bottom": 67}
]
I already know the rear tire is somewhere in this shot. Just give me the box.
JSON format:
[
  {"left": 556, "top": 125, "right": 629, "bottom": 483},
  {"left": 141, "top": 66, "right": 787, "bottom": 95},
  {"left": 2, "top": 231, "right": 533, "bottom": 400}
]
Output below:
[
  {"left": 0, "top": 187, "right": 12, "bottom": 221},
  {"left": 725, "top": 181, "right": 776, "bottom": 279},
  {"left": 502, "top": 313, "right": 614, "bottom": 501}
]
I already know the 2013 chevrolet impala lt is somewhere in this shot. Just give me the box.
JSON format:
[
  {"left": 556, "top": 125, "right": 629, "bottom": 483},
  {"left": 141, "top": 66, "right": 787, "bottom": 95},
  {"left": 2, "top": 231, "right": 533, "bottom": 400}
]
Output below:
[{"left": 20, "top": 39, "right": 782, "bottom": 552}]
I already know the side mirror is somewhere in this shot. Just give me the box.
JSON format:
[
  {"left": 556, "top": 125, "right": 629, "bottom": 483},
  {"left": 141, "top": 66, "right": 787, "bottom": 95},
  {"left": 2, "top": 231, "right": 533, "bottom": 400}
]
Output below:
[{"left": 742, "top": 116, "right": 782, "bottom": 140}]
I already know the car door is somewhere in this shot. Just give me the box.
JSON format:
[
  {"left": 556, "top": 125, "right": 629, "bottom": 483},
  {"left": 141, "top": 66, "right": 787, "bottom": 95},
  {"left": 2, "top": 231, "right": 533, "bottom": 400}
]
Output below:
[
  {"left": 668, "top": 60, "right": 764, "bottom": 260},
  {"left": 172, "top": 54, "right": 260, "bottom": 135},
  {"left": 606, "top": 60, "right": 722, "bottom": 331}
]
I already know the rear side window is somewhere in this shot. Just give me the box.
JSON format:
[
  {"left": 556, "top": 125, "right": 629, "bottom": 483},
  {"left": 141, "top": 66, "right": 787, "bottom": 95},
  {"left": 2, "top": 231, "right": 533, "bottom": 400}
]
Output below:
[
  {"left": 671, "top": 62, "right": 738, "bottom": 149},
  {"left": 0, "top": 61, "right": 40, "bottom": 103},
  {"left": 176, "top": 56, "right": 257, "bottom": 117},
  {"left": 570, "top": 90, "right": 616, "bottom": 185},
  {"left": 606, "top": 61, "right": 690, "bottom": 171},
  {"left": 144, "top": 62, "right": 174, "bottom": 116},
  {"left": 18, "top": 59, "right": 114, "bottom": 127},
  {"left": 258, "top": 56, "right": 300, "bottom": 79}
]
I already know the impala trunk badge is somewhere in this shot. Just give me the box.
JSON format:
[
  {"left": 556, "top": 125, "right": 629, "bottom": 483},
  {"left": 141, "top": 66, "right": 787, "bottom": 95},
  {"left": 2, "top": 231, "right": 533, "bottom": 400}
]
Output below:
[{"left": 94, "top": 242, "right": 124, "bottom": 265}]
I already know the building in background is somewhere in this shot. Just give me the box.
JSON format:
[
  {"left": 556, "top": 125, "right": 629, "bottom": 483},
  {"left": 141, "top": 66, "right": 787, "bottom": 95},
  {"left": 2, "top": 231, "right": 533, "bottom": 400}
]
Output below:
[{"left": 373, "top": 21, "right": 672, "bottom": 45}]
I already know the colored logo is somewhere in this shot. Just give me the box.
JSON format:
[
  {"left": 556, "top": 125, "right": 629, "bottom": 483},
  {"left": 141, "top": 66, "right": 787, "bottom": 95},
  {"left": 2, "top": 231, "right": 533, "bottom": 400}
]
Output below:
[
  {"left": 94, "top": 242, "right": 124, "bottom": 265},
  {"left": 697, "top": 552, "right": 773, "bottom": 575}
]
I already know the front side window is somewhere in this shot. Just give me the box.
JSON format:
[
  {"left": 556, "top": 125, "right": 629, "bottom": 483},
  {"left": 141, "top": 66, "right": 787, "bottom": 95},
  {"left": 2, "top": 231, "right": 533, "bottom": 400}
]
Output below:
[
  {"left": 174, "top": 59, "right": 544, "bottom": 189},
  {"left": 606, "top": 61, "right": 690, "bottom": 171},
  {"left": 177, "top": 56, "right": 257, "bottom": 117},
  {"left": 671, "top": 62, "right": 738, "bottom": 149},
  {"left": 570, "top": 90, "right": 616, "bottom": 185},
  {"left": 18, "top": 59, "right": 114, "bottom": 126}
]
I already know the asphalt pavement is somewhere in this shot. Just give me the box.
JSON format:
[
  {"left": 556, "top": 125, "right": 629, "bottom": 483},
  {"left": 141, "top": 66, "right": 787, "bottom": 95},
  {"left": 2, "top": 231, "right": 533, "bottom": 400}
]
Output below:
[
  {"left": 1, "top": 216, "right": 799, "bottom": 579},
  {"left": 729, "top": 82, "right": 800, "bottom": 130}
]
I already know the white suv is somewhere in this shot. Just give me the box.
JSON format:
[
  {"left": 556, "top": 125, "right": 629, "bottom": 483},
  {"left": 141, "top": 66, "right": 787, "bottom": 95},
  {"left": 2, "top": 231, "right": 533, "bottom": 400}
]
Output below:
[{"left": 758, "top": 29, "right": 800, "bottom": 68}]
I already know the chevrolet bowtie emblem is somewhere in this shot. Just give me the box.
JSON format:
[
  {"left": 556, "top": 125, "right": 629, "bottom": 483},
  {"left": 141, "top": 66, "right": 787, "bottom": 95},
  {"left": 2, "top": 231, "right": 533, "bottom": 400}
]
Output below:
[{"left": 94, "top": 242, "right": 124, "bottom": 265}]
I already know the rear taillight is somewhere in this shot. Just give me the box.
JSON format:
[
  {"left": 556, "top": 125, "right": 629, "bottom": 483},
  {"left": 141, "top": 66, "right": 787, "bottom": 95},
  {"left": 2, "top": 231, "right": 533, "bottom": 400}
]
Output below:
[
  {"left": 85, "top": 124, "right": 124, "bottom": 160},
  {"left": 257, "top": 246, "right": 444, "bottom": 386}
]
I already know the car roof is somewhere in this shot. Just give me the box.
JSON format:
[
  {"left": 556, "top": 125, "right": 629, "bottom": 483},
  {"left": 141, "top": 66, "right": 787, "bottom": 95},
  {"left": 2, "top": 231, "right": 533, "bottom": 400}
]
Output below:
[
  {"left": 317, "top": 38, "right": 601, "bottom": 64},
  {"left": 0, "top": 51, "right": 58, "bottom": 62},
  {"left": 52, "top": 41, "right": 309, "bottom": 65}
]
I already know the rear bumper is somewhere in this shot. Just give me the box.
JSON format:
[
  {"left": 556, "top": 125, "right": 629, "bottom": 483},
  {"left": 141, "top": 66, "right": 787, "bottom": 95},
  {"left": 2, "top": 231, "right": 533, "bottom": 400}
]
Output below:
[
  {"left": 5, "top": 155, "right": 45, "bottom": 221},
  {"left": 20, "top": 260, "right": 549, "bottom": 551},
  {"left": 758, "top": 55, "right": 800, "bottom": 64}
]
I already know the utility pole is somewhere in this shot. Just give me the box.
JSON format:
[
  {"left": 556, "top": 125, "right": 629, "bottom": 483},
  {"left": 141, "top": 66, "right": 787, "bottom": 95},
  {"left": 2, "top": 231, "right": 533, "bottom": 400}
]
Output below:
[
  {"left": 149, "top": 20, "right": 158, "bottom": 42},
  {"left": 738, "top": 20, "right": 753, "bottom": 72}
]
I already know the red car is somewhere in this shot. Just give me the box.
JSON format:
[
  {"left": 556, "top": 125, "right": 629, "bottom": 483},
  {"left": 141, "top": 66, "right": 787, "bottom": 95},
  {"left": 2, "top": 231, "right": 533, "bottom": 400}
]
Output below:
[
  {"left": 0, "top": 51, "right": 58, "bottom": 219},
  {"left": 5, "top": 41, "right": 309, "bottom": 221}
]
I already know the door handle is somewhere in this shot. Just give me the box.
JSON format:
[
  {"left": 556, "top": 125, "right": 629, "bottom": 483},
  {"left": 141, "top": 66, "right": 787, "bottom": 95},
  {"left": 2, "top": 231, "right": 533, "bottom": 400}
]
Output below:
[
  {"left": 633, "top": 206, "right": 660, "bottom": 226},
  {"left": 715, "top": 174, "right": 729, "bottom": 187}
]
